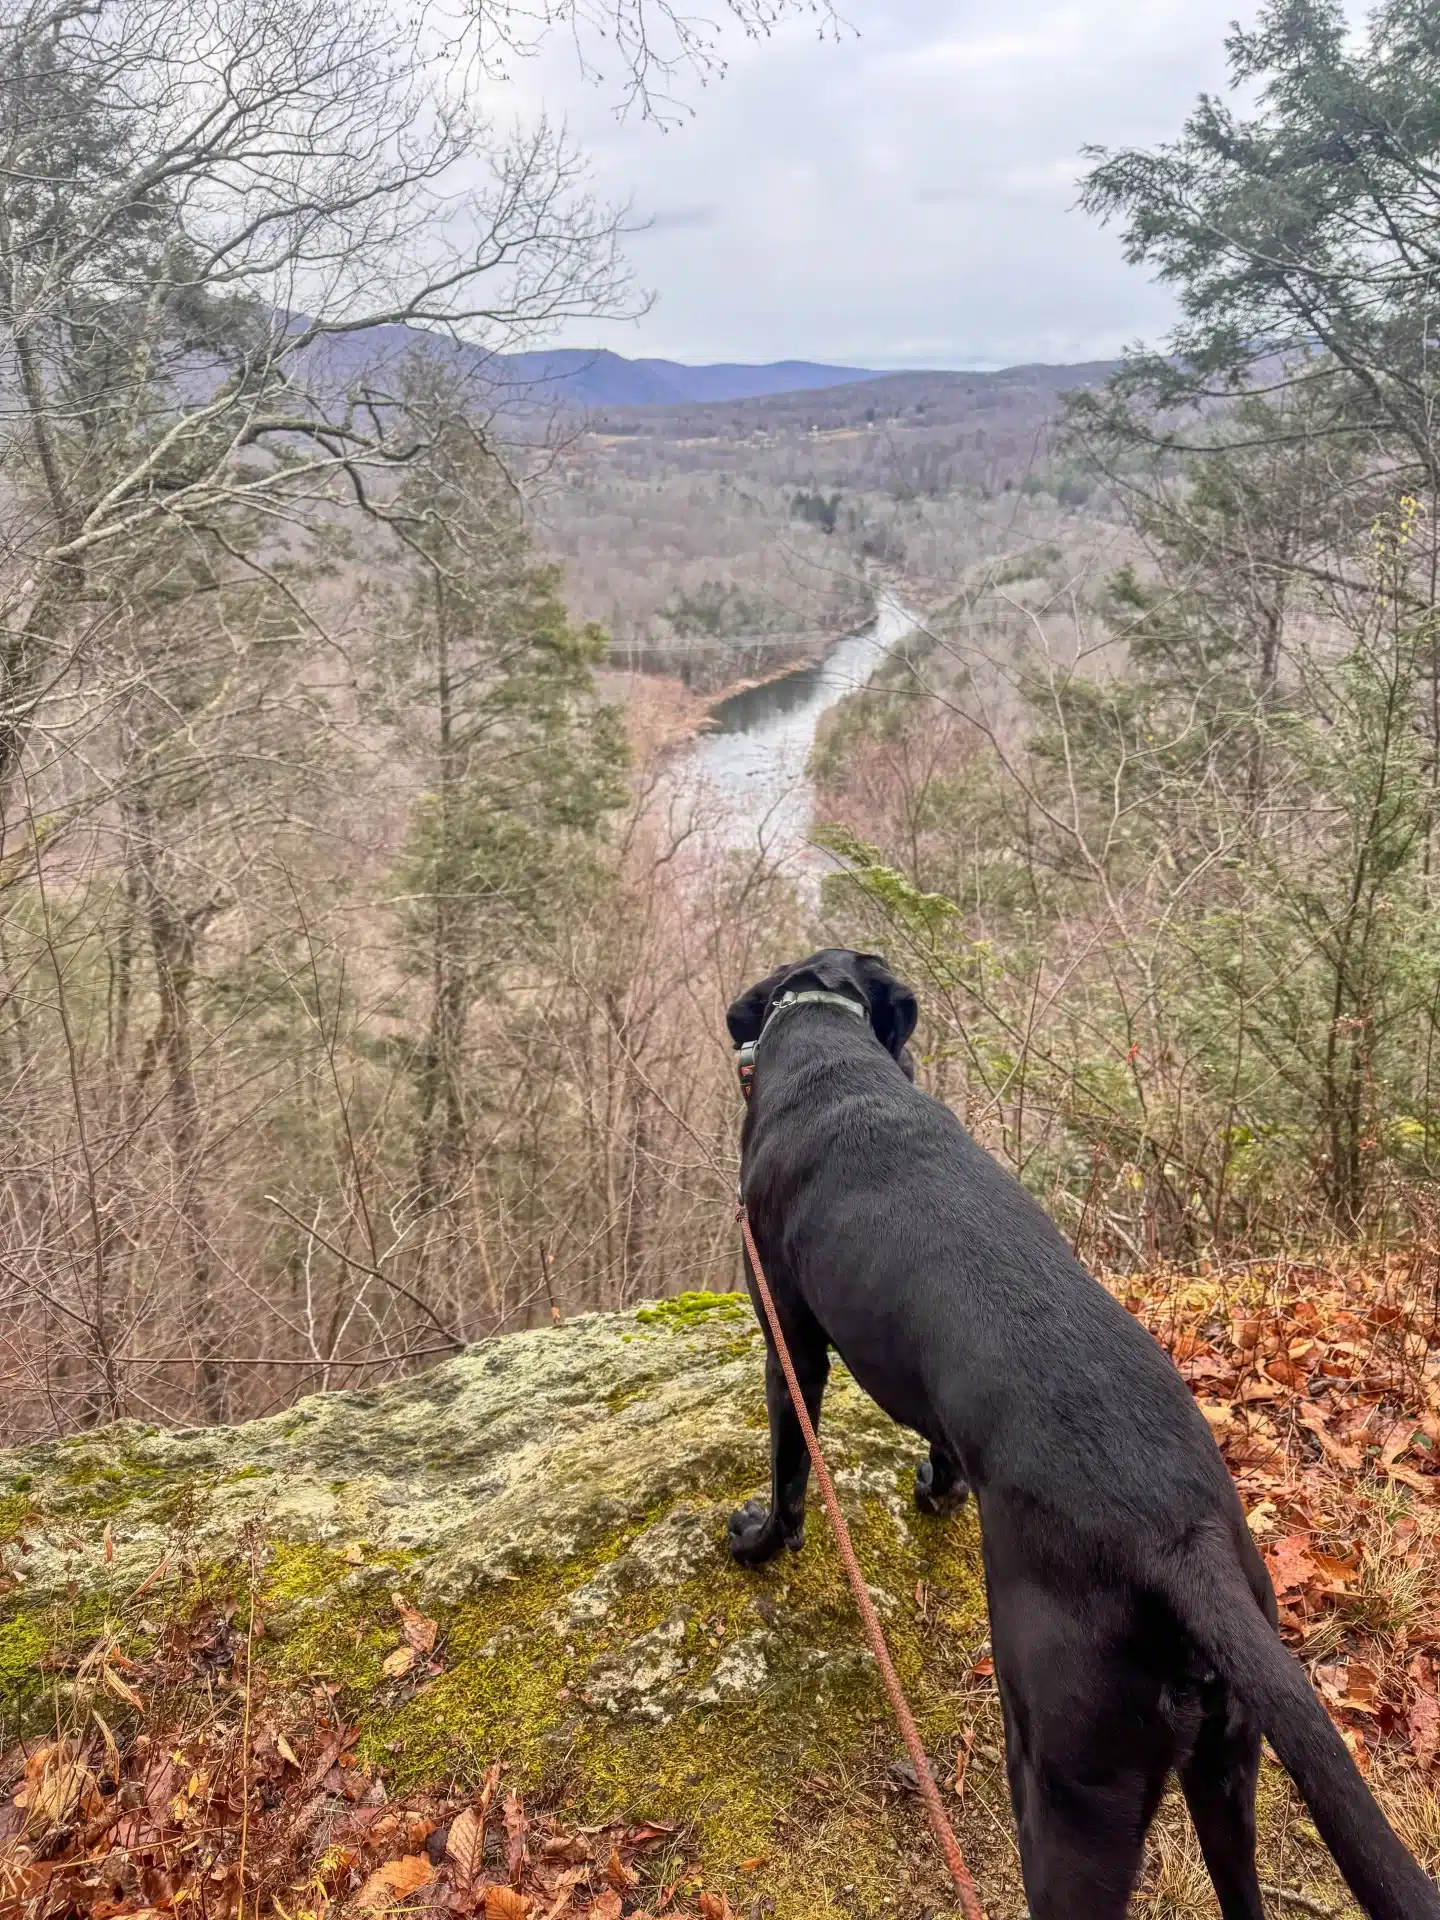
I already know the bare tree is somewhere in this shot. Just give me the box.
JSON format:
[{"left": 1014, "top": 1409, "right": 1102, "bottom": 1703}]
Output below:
[
  {"left": 0, "top": 0, "right": 637, "bottom": 1428},
  {"left": 0, "top": 0, "right": 633, "bottom": 829},
  {"left": 468, "top": 0, "right": 841, "bottom": 121}
]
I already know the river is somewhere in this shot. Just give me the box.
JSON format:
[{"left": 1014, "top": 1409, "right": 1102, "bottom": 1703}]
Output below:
[{"left": 677, "top": 593, "right": 920, "bottom": 871}]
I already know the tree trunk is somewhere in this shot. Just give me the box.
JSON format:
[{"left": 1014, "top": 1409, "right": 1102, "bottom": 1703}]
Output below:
[{"left": 130, "top": 794, "right": 228, "bottom": 1422}]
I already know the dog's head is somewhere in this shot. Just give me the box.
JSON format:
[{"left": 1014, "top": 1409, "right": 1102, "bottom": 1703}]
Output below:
[{"left": 726, "top": 948, "right": 919, "bottom": 1077}]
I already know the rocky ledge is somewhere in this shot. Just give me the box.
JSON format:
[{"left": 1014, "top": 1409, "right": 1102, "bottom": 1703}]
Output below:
[
  {"left": 0, "top": 1295, "right": 1019, "bottom": 1917},
  {"left": 1, "top": 1294, "right": 1361, "bottom": 1918}
]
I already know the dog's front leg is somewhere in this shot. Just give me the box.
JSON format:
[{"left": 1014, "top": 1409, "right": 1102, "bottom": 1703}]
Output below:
[
  {"left": 915, "top": 1439, "right": 970, "bottom": 1517},
  {"left": 728, "top": 1337, "right": 830, "bottom": 1566}
]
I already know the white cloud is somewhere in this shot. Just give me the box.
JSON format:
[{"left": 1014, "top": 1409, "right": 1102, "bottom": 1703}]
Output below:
[{"left": 463, "top": 0, "right": 1326, "bottom": 368}]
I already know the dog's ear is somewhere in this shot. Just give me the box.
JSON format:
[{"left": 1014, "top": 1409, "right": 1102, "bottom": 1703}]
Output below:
[
  {"left": 858, "top": 953, "right": 919, "bottom": 1061},
  {"left": 726, "top": 964, "right": 788, "bottom": 1048}
]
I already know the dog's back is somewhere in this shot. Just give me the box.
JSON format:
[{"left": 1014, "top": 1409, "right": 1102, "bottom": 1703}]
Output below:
[{"left": 746, "top": 997, "right": 1241, "bottom": 1555}]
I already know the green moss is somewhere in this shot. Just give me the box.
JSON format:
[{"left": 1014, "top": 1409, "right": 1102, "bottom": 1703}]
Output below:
[
  {"left": 0, "top": 1614, "right": 48, "bottom": 1695},
  {"left": 0, "top": 1305, "right": 1000, "bottom": 1917},
  {"left": 634, "top": 1291, "right": 749, "bottom": 1330},
  {"left": 576, "top": 1496, "right": 987, "bottom": 1901},
  {"left": 50, "top": 1451, "right": 174, "bottom": 1520},
  {"left": 339, "top": 1475, "right": 992, "bottom": 1914},
  {"left": 0, "top": 1588, "right": 130, "bottom": 1736},
  {"left": 0, "top": 1491, "right": 36, "bottom": 1541},
  {"left": 260, "top": 1540, "right": 420, "bottom": 1698}
]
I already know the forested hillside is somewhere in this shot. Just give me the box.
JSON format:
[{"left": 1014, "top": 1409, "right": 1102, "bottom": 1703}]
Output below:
[
  {"left": 535, "top": 364, "right": 1116, "bottom": 690},
  {"left": 0, "top": 0, "right": 768, "bottom": 1440}
]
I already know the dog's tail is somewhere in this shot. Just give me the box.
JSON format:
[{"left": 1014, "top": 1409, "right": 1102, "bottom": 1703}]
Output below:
[{"left": 1160, "top": 1546, "right": 1440, "bottom": 1920}]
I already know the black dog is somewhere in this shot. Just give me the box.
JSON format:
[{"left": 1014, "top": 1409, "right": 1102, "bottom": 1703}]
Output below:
[{"left": 726, "top": 947, "right": 1440, "bottom": 1920}]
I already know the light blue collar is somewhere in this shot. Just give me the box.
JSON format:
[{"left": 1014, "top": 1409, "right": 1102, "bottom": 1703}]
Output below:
[{"left": 737, "top": 988, "right": 869, "bottom": 1100}]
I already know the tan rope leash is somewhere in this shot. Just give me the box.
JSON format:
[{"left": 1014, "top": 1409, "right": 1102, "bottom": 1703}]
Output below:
[{"left": 737, "top": 1207, "right": 989, "bottom": 1920}]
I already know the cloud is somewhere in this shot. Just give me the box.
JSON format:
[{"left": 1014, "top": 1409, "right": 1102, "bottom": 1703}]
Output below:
[{"left": 470, "top": 0, "right": 1329, "bottom": 369}]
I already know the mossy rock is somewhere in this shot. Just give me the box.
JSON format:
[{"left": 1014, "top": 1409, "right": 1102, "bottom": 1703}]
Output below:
[{"left": 0, "top": 1298, "right": 1363, "bottom": 1916}]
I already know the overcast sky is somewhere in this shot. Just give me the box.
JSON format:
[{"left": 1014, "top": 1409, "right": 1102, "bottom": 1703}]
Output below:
[{"left": 484, "top": 0, "right": 1320, "bottom": 371}]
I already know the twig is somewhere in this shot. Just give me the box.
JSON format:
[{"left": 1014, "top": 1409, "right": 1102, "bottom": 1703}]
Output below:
[
  {"left": 263, "top": 1196, "right": 463, "bottom": 1350},
  {"left": 127, "top": 1554, "right": 171, "bottom": 1602},
  {"left": 237, "top": 1543, "right": 259, "bottom": 1920},
  {"left": 1260, "top": 1885, "right": 1339, "bottom": 1918}
]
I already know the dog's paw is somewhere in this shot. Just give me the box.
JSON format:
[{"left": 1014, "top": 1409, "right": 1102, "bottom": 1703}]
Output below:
[
  {"left": 727, "top": 1497, "right": 797, "bottom": 1566},
  {"left": 914, "top": 1457, "right": 969, "bottom": 1518}
]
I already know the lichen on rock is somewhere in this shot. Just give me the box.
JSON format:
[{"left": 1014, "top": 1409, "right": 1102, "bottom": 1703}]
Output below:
[
  {"left": 0, "top": 1298, "right": 1011, "bottom": 1915},
  {"left": 0, "top": 1297, "right": 1359, "bottom": 1918}
]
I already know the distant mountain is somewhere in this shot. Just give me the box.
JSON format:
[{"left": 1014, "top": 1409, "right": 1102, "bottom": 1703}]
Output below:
[
  {"left": 302, "top": 325, "right": 1123, "bottom": 420},
  {"left": 301, "top": 327, "right": 890, "bottom": 408},
  {"left": 492, "top": 349, "right": 882, "bottom": 407},
  {"left": 588, "top": 360, "right": 1122, "bottom": 436}
]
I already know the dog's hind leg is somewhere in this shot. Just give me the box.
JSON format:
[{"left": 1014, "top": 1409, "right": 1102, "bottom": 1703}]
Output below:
[
  {"left": 991, "top": 1578, "right": 1174, "bottom": 1919},
  {"left": 728, "top": 1321, "right": 829, "bottom": 1566},
  {"left": 1178, "top": 1692, "right": 1265, "bottom": 1920},
  {"left": 914, "top": 1440, "right": 969, "bottom": 1517},
  {"left": 1012, "top": 1747, "right": 1168, "bottom": 1919}
]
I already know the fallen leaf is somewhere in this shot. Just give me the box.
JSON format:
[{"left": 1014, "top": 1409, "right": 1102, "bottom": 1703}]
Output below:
[
  {"left": 1385, "top": 1461, "right": 1433, "bottom": 1494},
  {"left": 606, "top": 1847, "right": 638, "bottom": 1892},
  {"left": 128, "top": 1554, "right": 169, "bottom": 1601},
  {"left": 447, "top": 1806, "right": 486, "bottom": 1888},
  {"left": 17, "top": 1744, "right": 93, "bottom": 1829},
  {"left": 1409, "top": 1692, "right": 1440, "bottom": 1770},
  {"left": 356, "top": 1854, "right": 436, "bottom": 1907},
  {"left": 1264, "top": 1534, "right": 1321, "bottom": 1599},
  {"left": 1304, "top": 1551, "right": 1354, "bottom": 1598},
  {"left": 1296, "top": 1401, "right": 1364, "bottom": 1471},
  {"left": 275, "top": 1732, "right": 300, "bottom": 1768},
  {"left": 484, "top": 1890, "right": 529, "bottom": 1920},
  {"left": 541, "top": 1835, "right": 589, "bottom": 1864},
  {"left": 101, "top": 1662, "right": 145, "bottom": 1712},
  {"left": 1245, "top": 1500, "right": 1278, "bottom": 1538},
  {"left": 391, "top": 1592, "right": 439, "bottom": 1655},
  {"left": 1340, "top": 1722, "right": 1370, "bottom": 1773},
  {"left": 91, "top": 1707, "right": 119, "bottom": 1775},
  {"left": 1344, "top": 1663, "right": 1380, "bottom": 1714},
  {"left": 1315, "top": 1662, "right": 1379, "bottom": 1715},
  {"left": 382, "top": 1645, "right": 416, "bottom": 1679},
  {"left": 589, "top": 1895, "right": 622, "bottom": 1920},
  {"left": 142, "top": 1752, "right": 175, "bottom": 1819},
  {"left": 503, "top": 1790, "right": 529, "bottom": 1886},
  {"left": 301, "top": 1724, "right": 354, "bottom": 1793},
  {"left": 536, "top": 1867, "right": 585, "bottom": 1920},
  {"left": 1171, "top": 1333, "right": 1212, "bottom": 1362},
  {"left": 698, "top": 1896, "right": 733, "bottom": 1920},
  {"left": 1265, "top": 1356, "right": 1308, "bottom": 1390}
]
